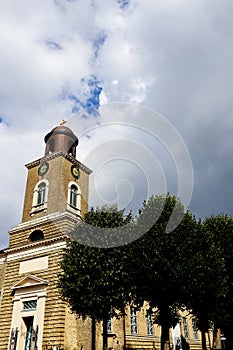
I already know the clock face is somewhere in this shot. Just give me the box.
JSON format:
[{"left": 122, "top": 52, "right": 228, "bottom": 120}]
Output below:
[
  {"left": 71, "top": 165, "right": 80, "bottom": 179},
  {"left": 38, "top": 162, "right": 49, "bottom": 176}
]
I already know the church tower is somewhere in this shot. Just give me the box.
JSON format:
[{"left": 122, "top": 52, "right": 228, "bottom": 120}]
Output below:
[{"left": 0, "top": 122, "right": 91, "bottom": 350}]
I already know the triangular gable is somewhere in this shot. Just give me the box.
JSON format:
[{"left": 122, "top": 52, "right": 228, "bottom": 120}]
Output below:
[{"left": 12, "top": 274, "right": 48, "bottom": 290}]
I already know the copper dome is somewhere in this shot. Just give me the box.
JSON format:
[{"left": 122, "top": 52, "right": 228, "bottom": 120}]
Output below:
[{"left": 44, "top": 123, "right": 79, "bottom": 157}]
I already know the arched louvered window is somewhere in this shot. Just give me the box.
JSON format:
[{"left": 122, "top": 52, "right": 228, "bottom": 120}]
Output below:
[
  {"left": 70, "top": 184, "right": 78, "bottom": 207},
  {"left": 67, "top": 182, "right": 81, "bottom": 214},
  {"left": 37, "top": 182, "right": 46, "bottom": 205},
  {"left": 31, "top": 179, "right": 49, "bottom": 215},
  {"left": 48, "top": 138, "right": 55, "bottom": 154}
]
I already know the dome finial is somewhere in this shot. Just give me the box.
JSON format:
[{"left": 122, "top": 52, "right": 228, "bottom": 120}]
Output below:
[{"left": 60, "top": 119, "right": 66, "bottom": 125}]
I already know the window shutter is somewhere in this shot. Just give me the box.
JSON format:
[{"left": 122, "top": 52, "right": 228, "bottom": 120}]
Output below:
[{"left": 9, "top": 328, "right": 19, "bottom": 350}]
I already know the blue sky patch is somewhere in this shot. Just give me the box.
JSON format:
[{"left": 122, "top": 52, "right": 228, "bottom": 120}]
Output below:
[
  {"left": 61, "top": 75, "right": 102, "bottom": 117},
  {"left": 117, "top": 0, "right": 129, "bottom": 9}
]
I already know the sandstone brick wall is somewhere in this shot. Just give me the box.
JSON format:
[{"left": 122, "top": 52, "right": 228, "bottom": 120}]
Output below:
[
  {"left": 64, "top": 311, "right": 92, "bottom": 350},
  {"left": 0, "top": 257, "right": 20, "bottom": 349},
  {"left": 0, "top": 245, "right": 67, "bottom": 350},
  {"left": 0, "top": 258, "right": 6, "bottom": 289},
  {"left": 22, "top": 161, "right": 40, "bottom": 222},
  {"left": 0, "top": 255, "right": 6, "bottom": 311}
]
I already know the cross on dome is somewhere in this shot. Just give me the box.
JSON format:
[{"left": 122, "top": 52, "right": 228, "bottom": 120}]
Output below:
[{"left": 60, "top": 119, "right": 67, "bottom": 125}]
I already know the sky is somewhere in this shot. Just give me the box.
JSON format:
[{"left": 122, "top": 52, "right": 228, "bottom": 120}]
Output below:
[{"left": 0, "top": 0, "right": 233, "bottom": 249}]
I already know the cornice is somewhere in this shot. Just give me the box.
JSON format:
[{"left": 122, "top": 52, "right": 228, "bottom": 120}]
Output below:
[
  {"left": 25, "top": 150, "right": 92, "bottom": 175},
  {"left": 5, "top": 234, "right": 70, "bottom": 255},
  {"left": 9, "top": 211, "right": 81, "bottom": 234}
]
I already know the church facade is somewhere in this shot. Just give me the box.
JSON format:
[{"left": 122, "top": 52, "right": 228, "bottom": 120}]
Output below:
[{"left": 0, "top": 123, "right": 208, "bottom": 350}]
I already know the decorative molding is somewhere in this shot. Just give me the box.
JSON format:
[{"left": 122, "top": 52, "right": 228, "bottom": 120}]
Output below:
[
  {"left": 9, "top": 211, "right": 81, "bottom": 234},
  {"left": 5, "top": 236, "right": 69, "bottom": 261},
  {"left": 25, "top": 150, "right": 92, "bottom": 174},
  {"left": 12, "top": 274, "right": 48, "bottom": 290}
]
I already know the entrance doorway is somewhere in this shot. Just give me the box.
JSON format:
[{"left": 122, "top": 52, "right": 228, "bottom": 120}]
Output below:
[{"left": 23, "top": 316, "right": 34, "bottom": 350}]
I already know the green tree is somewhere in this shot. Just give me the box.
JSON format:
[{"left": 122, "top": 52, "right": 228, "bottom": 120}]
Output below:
[
  {"left": 202, "top": 215, "right": 233, "bottom": 350},
  {"left": 128, "top": 194, "right": 199, "bottom": 350},
  {"left": 182, "top": 217, "right": 228, "bottom": 350},
  {"left": 58, "top": 206, "right": 132, "bottom": 350}
]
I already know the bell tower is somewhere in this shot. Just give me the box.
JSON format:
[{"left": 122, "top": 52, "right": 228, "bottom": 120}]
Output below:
[
  {"left": 8, "top": 120, "right": 91, "bottom": 247},
  {"left": 20, "top": 122, "right": 91, "bottom": 225}
]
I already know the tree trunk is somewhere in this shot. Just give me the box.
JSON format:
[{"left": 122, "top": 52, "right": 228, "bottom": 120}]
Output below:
[
  {"left": 201, "top": 329, "right": 207, "bottom": 350},
  {"left": 161, "top": 323, "right": 170, "bottom": 350},
  {"left": 123, "top": 315, "right": 126, "bottom": 350},
  {"left": 160, "top": 306, "right": 171, "bottom": 350},
  {"left": 103, "top": 317, "right": 108, "bottom": 350},
  {"left": 92, "top": 318, "right": 96, "bottom": 350}
]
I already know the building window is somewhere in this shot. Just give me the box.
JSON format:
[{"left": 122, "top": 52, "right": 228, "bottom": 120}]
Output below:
[
  {"left": 182, "top": 317, "right": 189, "bottom": 339},
  {"left": 147, "top": 311, "right": 153, "bottom": 336},
  {"left": 192, "top": 319, "right": 198, "bottom": 340},
  {"left": 107, "top": 317, "right": 113, "bottom": 333},
  {"left": 68, "top": 141, "right": 76, "bottom": 157},
  {"left": 67, "top": 182, "right": 81, "bottom": 213},
  {"left": 48, "top": 138, "right": 55, "bottom": 154},
  {"left": 37, "top": 182, "right": 46, "bottom": 205},
  {"left": 130, "top": 307, "right": 138, "bottom": 334},
  {"left": 22, "top": 300, "right": 37, "bottom": 311},
  {"left": 31, "top": 180, "right": 49, "bottom": 215},
  {"left": 70, "top": 184, "right": 78, "bottom": 207}
]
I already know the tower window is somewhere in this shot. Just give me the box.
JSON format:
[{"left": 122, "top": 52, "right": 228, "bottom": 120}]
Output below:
[
  {"left": 68, "top": 141, "right": 76, "bottom": 157},
  {"left": 45, "top": 137, "right": 55, "bottom": 155},
  {"left": 67, "top": 182, "right": 81, "bottom": 213},
  {"left": 37, "top": 182, "right": 46, "bottom": 205},
  {"left": 70, "top": 184, "right": 78, "bottom": 207},
  {"left": 48, "top": 138, "right": 55, "bottom": 154},
  {"left": 29, "top": 230, "right": 44, "bottom": 242},
  {"left": 31, "top": 180, "right": 49, "bottom": 215}
]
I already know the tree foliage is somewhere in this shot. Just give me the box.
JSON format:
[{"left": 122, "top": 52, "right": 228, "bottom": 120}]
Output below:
[
  {"left": 128, "top": 194, "right": 199, "bottom": 350},
  {"left": 58, "top": 206, "right": 133, "bottom": 350},
  {"left": 201, "top": 215, "right": 233, "bottom": 349},
  {"left": 59, "top": 196, "right": 233, "bottom": 350},
  {"left": 180, "top": 215, "right": 228, "bottom": 350}
]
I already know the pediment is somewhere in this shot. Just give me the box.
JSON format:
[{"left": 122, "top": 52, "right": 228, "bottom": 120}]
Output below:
[{"left": 12, "top": 274, "right": 48, "bottom": 290}]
